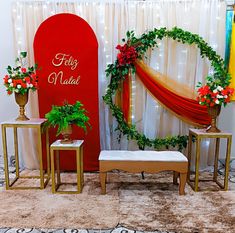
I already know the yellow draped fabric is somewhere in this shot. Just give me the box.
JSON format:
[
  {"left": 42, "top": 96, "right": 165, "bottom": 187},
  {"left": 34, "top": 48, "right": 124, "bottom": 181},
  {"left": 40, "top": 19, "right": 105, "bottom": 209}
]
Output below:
[
  {"left": 135, "top": 60, "right": 197, "bottom": 100},
  {"left": 229, "top": 9, "right": 235, "bottom": 101}
]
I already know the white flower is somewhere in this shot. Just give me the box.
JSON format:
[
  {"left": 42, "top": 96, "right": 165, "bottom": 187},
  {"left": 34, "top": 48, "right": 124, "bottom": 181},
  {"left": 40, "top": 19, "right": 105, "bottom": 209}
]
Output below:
[
  {"left": 29, "top": 84, "right": 33, "bottom": 88},
  {"left": 10, "top": 83, "right": 14, "bottom": 87},
  {"left": 17, "top": 84, "right": 21, "bottom": 89},
  {"left": 213, "top": 89, "right": 217, "bottom": 93},
  {"left": 26, "top": 83, "right": 30, "bottom": 88},
  {"left": 11, "top": 73, "right": 16, "bottom": 77},
  {"left": 216, "top": 95, "right": 223, "bottom": 99},
  {"left": 217, "top": 86, "right": 223, "bottom": 91},
  {"left": 15, "top": 89, "right": 19, "bottom": 93},
  {"left": 8, "top": 79, "right": 12, "bottom": 83},
  {"left": 215, "top": 100, "right": 220, "bottom": 104},
  {"left": 224, "top": 95, "right": 228, "bottom": 98}
]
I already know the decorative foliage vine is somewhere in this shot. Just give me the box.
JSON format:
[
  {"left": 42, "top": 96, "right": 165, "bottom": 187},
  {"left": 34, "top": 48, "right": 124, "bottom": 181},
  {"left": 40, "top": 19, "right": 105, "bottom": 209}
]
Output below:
[{"left": 103, "top": 27, "right": 230, "bottom": 151}]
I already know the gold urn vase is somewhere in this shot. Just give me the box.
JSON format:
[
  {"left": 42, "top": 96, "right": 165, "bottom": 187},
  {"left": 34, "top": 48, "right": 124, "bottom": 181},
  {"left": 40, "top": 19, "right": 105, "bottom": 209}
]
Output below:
[
  {"left": 14, "top": 91, "right": 30, "bottom": 121},
  {"left": 206, "top": 105, "right": 221, "bottom": 133},
  {"left": 61, "top": 124, "right": 73, "bottom": 144}
]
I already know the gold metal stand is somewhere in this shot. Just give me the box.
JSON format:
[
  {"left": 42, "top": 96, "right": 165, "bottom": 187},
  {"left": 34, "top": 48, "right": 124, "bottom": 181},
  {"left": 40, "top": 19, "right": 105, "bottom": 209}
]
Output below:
[
  {"left": 187, "top": 128, "right": 232, "bottom": 191},
  {"left": 1, "top": 119, "right": 50, "bottom": 189},
  {"left": 50, "top": 140, "right": 84, "bottom": 194}
]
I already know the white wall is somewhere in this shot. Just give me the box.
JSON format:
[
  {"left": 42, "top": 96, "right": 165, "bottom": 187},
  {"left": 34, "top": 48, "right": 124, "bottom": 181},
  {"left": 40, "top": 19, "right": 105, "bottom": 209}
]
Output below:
[{"left": 0, "top": 0, "right": 18, "bottom": 156}]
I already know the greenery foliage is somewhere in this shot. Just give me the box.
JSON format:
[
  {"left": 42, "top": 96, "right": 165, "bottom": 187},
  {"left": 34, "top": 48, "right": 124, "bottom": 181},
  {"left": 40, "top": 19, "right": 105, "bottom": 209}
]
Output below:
[
  {"left": 45, "top": 101, "right": 90, "bottom": 136},
  {"left": 103, "top": 27, "right": 229, "bottom": 151}
]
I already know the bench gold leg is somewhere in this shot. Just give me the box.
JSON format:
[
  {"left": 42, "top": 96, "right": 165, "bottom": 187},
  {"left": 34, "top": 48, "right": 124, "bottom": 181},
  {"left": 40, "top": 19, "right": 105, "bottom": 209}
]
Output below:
[
  {"left": 179, "top": 173, "right": 187, "bottom": 195},
  {"left": 100, "top": 172, "right": 107, "bottom": 195},
  {"left": 173, "top": 171, "right": 179, "bottom": 185}
]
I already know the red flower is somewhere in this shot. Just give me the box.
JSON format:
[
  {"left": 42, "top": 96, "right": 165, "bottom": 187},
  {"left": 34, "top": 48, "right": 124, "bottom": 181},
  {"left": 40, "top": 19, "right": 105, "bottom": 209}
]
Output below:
[
  {"left": 116, "top": 44, "right": 138, "bottom": 66},
  {"left": 16, "top": 79, "right": 23, "bottom": 85},
  {"left": 13, "top": 80, "right": 17, "bottom": 87},
  {"left": 24, "top": 76, "right": 31, "bottom": 83},
  {"left": 21, "top": 68, "right": 27, "bottom": 73},
  {"left": 221, "top": 89, "right": 228, "bottom": 96},
  {"left": 228, "top": 87, "right": 235, "bottom": 95},
  {"left": 198, "top": 85, "right": 210, "bottom": 95},
  {"left": 225, "top": 97, "right": 230, "bottom": 103},
  {"left": 211, "top": 92, "right": 217, "bottom": 98},
  {"left": 3, "top": 75, "right": 9, "bottom": 84},
  {"left": 7, "top": 90, "right": 12, "bottom": 95},
  {"left": 30, "top": 73, "right": 37, "bottom": 80},
  {"left": 21, "top": 82, "right": 27, "bottom": 89}
]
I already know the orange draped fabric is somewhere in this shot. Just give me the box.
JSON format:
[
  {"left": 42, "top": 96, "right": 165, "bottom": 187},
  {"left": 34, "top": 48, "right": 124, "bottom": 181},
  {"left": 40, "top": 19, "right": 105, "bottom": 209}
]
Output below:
[{"left": 134, "top": 62, "right": 211, "bottom": 126}]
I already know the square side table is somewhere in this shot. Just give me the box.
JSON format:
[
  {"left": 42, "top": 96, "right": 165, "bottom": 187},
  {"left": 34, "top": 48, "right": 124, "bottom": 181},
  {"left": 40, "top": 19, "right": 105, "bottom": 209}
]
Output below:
[
  {"left": 50, "top": 139, "right": 84, "bottom": 194},
  {"left": 188, "top": 128, "right": 232, "bottom": 191},
  {"left": 1, "top": 118, "right": 50, "bottom": 189}
]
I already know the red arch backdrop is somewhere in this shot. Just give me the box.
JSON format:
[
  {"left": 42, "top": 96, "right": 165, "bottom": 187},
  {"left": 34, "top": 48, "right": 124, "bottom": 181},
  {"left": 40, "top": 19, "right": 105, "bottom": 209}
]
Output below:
[{"left": 34, "top": 13, "right": 100, "bottom": 171}]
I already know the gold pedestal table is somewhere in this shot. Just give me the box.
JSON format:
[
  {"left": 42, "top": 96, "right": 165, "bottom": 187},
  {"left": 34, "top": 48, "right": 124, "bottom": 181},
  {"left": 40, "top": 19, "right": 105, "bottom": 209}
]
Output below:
[
  {"left": 1, "top": 118, "right": 50, "bottom": 189},
  {"left": 50, "top": 140, "right": 84, "bottom": 194},
  {"left": 188, "top": 128, "right": 232, "bottom": 191}
]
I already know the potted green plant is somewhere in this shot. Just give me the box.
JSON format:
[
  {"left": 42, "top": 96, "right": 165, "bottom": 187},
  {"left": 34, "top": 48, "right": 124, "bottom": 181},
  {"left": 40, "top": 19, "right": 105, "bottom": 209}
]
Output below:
[{"left": 45, "top": 101, "right": 90, "bottom": 144}]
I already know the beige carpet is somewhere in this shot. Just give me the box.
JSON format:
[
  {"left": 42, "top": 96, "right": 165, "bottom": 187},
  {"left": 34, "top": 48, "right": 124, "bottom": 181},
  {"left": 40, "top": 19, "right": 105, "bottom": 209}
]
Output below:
[{"left": 0, "top": 171, "right": 235, "bottom": 233}]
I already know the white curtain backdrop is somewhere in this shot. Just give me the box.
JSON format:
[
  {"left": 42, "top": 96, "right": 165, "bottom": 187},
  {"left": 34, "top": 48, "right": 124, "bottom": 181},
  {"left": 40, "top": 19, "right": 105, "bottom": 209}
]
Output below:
[{"left": 11, "top": 0, "right": 226, "bottom": 170}]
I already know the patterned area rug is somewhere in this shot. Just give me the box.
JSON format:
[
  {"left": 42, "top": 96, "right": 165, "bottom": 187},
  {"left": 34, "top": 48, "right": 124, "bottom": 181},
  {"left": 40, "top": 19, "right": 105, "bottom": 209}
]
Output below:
[
  {"left": 0, "top": 154, "right": 235, "bottom": 233},
  {"left": 0, "top": 225, "right": 175, "bottom": 233}
]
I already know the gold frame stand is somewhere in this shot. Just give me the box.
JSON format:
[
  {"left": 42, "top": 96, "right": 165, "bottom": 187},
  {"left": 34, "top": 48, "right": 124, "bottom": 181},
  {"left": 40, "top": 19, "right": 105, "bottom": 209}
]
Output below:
[
  {"left": 1, "top": 119, "right": 50, "bottom": 190},
  {"left": 187, "top": 128, "right": 232, "bottom": 191},
  {"left": 50, "top": 140, "right": 84, "bottom": 194}
]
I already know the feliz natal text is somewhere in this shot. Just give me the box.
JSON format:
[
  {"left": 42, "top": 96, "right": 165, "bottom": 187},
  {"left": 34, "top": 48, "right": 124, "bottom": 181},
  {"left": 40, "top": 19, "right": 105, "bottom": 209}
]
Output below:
[{"left": 48, "top": 53, "right": 80, "bottom": 85}]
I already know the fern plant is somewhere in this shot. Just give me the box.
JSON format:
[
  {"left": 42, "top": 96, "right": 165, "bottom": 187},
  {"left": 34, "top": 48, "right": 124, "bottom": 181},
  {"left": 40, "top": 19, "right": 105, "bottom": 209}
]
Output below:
[{"left": 45, "top": 101, "right": 90, "bottom": 136}]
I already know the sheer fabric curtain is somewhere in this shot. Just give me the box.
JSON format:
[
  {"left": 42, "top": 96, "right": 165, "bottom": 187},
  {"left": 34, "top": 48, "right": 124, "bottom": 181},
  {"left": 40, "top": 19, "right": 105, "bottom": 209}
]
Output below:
[{"left": 12, "top": 0, "right": 226, "bottom": 169}]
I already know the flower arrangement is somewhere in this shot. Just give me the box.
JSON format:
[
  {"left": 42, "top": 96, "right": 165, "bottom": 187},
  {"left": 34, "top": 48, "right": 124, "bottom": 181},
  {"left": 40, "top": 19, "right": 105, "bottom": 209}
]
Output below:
[
  {"left": 3, "top": 52, "right": 38, "bottom": 95},
  {"left": 116, "top": 43, "right": 138, "bottom": 66},
  {"left": 197, "top": 76, "right": 234, "bottom": 107}
]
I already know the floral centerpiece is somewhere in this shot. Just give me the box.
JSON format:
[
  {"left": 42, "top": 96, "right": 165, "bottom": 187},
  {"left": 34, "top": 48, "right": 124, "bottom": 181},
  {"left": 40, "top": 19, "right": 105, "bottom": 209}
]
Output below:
[
  {"left": 3, "top": 52, "right": 38, "bottom": 120},
  {"left": 197, "top": 75, "right": 234, "bottom": 132},
  {"left": 3, "top": 52, "right": 38, "bottom": 95},
  {"left": 197, "top": 76, "right": 234, "bottom": 107}
]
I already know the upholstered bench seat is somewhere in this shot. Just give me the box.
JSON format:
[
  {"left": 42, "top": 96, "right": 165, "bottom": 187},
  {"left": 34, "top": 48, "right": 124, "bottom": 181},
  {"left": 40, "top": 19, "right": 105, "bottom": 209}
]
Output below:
[{"left": 99, "top": 150, "right": 188, "bottom": 195}]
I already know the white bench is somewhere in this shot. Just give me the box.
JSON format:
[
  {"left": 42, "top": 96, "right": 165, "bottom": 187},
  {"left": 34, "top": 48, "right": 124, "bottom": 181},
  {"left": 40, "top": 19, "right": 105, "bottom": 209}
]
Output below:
[{"left": 99, "top": 150, "right": 188, "bottom": 195}]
